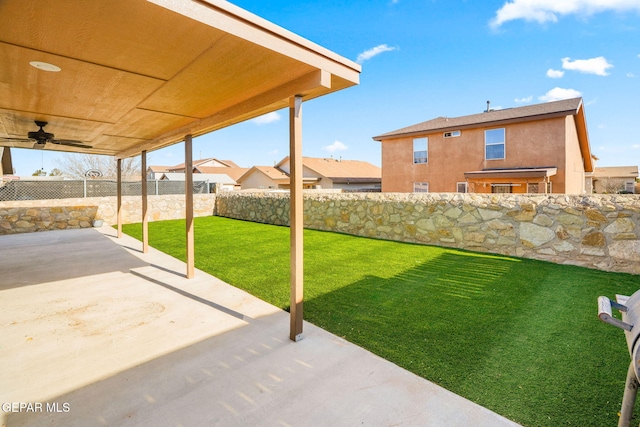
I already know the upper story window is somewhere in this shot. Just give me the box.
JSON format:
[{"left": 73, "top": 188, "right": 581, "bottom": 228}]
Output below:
[
  {"left": 413, "top": 137, "right": 428, "bottom": 164},
  {"left": 444, "top": 130, "right": 461, "bottom": 138},
  {"left": 485, "top": 128, "right": 505, "bottom": 160}
]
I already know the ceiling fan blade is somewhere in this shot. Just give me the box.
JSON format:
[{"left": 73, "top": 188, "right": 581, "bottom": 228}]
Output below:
[{"left": 50, "top": 139, "right": 93, "bottom": 149}]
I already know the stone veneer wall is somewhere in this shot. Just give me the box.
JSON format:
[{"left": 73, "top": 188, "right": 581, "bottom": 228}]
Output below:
[
  {"left": 0, "top": 194, "right": 215, "bottom": 234},
  {"left": 0, "top": 205, "right": 98, "bottom": 234},
  {"left": 215, "top": 192, "right": 640, "bottom": 275}
]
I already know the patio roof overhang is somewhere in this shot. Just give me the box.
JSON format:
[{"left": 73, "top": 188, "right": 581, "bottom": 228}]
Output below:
[
  {"left": 464, "top": 167, "right": 558, "bottom": 180},
  {"left": 0, "top": 0, "right": 360, "bottom": 342},
  {"left": 0, "top": 0, "right": 360, "bottom": 157}
]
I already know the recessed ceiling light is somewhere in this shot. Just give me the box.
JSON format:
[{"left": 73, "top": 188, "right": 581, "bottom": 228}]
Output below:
[{"left": 29, "top": 61, "right": 61, "bottom": 72}]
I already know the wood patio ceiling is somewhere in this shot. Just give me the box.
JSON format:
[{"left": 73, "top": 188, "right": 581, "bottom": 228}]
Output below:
[{"left": 0, "top": 0, "right": 360, "bottom": 158}]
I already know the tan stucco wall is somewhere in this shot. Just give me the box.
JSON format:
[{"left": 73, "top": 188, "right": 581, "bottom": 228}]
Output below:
[
  {"left": 564, "top": 115, "right": 587, "bottom": 194},
  {"left": 241, "top": 171, "right": 279, "bottom": 190},
  {"left": 381, "top": 117, "right": 583, "bottom": 194}
]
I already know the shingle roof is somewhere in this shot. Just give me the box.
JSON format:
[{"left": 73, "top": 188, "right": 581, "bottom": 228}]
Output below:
[
  {"left": 196, "top": 166, "right": 249, "bottom": 181},
  {"left": 166, "top": 158, "right": 239, "bottom": 171},
  {"left": 373, "top": 98, "right": 583, "bottom": 140},
  {"left": 593, "top": 166, "right": 639, "bottom": 178},
  {"left": 303, "top": 157, "right": 381, "bottom": 179},
  {"left": 276, "top": 157, "right": 381, "bottom": 179},
  {"left": 148, "top": 165, "right": 171, "bottom": 172},
  {"left": 217, "top": 160, "right": 241, "bottom": 168},
  {"left": 253, "top": 166, "right": 290, "bottom": 180}
]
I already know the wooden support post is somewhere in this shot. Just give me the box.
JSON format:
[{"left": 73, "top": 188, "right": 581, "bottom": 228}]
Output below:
[
  {"left": 117, "top": 158, "right": 122, "bottom": 238},
  {"left": 289, "top": 95, "right": 304, "bottom": 342},
  {"left": 185, "top": 135, "right": 195, "bottom": 279},
  {"left": 141, "top": 150, "right": 149, "bottom": 253}
]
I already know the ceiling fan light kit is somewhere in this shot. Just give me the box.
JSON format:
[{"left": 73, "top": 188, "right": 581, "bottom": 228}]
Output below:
[{"left": 29, "top": 61, "right": 61, "bottom": 72}]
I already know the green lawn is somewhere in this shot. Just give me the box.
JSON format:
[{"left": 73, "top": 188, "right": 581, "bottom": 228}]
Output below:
[{"left": 122, "top": 216, "right": 640, "bottom": 427}]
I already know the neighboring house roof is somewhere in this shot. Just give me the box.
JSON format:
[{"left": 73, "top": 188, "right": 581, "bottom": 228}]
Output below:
[
  {"left": 159, "top": 172, "right": 183, "bottom": 180},
  {"left": 238, "top": 166, "right": 290, "bottom": 183},
  {"left": 166, "top": 158, "right": 238, "bottom": 172},
  {"left": 302, "top": 157, "right": 381, "bottom": 181},
  {"left": 593, "top": 166, "right": 639, "bottom": 179},
  {"left": 216, "top": 160, "right": 241, "bottom": 168},
  {"left": 160, "top": 172, "right": 237, "bottom": 184},
  {"left": 148, "top": 165, "right": 171, "bottom": 173},
  {"left": 275, "top": 157, "right": 381, "bottom": 181},
  {"left": 196, "top": 166, "right": 249, "bottom": 181},
  {"left": 373, "top": 98, "right": 584, "bottom": 139}
]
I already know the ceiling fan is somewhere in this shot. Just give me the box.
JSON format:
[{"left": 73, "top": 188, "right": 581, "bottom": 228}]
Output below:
[{"left": 0, "top": 121, "right": 92, "bottom": 149}]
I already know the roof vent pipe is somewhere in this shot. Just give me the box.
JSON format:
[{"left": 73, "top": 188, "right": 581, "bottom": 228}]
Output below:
[{"left": 486, "top": 100, "right": 491, "bottom": 113}]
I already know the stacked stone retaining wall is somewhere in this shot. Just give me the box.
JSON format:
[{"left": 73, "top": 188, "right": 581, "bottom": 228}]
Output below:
[
  {"left": 216, "top": 192, "right": 640, "bottom": 275},
  {"left": 0, "top": 194, "right": 215, "bottom": 234}
]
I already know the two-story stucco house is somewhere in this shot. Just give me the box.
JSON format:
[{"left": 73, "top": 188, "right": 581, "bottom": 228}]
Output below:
[{"left": 373, "top": 98, "right": 593, "bottom": 194}]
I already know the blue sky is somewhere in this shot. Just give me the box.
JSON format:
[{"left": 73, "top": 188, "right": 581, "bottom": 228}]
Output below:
[{"left": 11, "top": 0, "right": 640, "bottom": 175}]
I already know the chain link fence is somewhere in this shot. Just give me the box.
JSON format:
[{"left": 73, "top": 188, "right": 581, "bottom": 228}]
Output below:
[{"left": 0, "top": 180, "right": 210, "bottom": 201}]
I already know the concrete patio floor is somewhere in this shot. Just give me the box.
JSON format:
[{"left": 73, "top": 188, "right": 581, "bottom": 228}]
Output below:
[{"left": 0, "top": 227, "right": 521, "bottom": 427}]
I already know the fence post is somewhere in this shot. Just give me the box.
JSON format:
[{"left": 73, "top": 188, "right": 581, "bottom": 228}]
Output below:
[
  {"left": 155, "top": 179, "right": 159, "bottom": 195},
  {"left": 83, "top": 179, "right": 87, "bottom": 198}
]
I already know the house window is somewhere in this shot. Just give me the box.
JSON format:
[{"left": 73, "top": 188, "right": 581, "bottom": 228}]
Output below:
[
  {"left": 413, "top": 137, "right": 428, "bottom": 164},
  {"left": 413, "top": 182, "right": 429, "bottom": 192},
  {"left": 444, "top": 130, "right": 461, "bottom": 138},
  {"left": 457, "top": 182, "right": 467, "bottom": 193},
  {"left": 491, "top": 183, "right": 512, "bottom": 194},
  {"left": 625, "top": 181, "right": 635, "bottom": 193},
  {"left": 485, "top": 128, "right": 505, "bottom": 160}
]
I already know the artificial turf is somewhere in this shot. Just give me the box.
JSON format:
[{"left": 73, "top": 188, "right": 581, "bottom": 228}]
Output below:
[{"left": 122, "top": 216, "right": 640, "bottom": 426}]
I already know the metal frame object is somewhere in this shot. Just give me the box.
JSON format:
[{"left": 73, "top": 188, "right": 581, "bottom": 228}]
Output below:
[{"left": 598, "top": 294, "right": 639, "bottom": 427}]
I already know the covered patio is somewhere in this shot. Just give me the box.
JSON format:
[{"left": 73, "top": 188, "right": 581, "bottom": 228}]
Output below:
[
  {"left": 464, "top": 167, "right": 558, "bottom": 194},
  {"left": 0, "top": 227, "right": 520, "bottom": 426},
  {"left": 0, "top": 0, "right": 362, "bottom": 340}
]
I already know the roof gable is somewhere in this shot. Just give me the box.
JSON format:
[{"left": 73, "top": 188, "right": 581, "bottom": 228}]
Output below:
[
  {"left": 275, "top": 156, "right": 381, "bottom": 179},
  {"left": 238, "top": 165, "right": 289, "bottom": 182}
]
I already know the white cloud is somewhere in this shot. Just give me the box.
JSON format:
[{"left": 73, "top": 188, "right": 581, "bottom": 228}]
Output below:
[
  {"left": 356, "top": 44, "right": 397, "bottom": 64},
  {"left": 514, "top": 96, "right": 533, "bottom": 103},
  {"left": 561, "top": 56, "right": 613, "bottom": 76},
  {"left": 628, "top": 72, "right": 636, "bottom": 77},
  {"left": 252, "top": 111, "right": 281, "bottom": 125},
  {"left": 546, "top": 68, "right": 565, "bottom": 78},
  {"left": 490, "top": 0, "right": 640, "bottom": 28},
  {"left": 538, "top": 87, "right": 582, "bottom": 102},
  {"left": 632, "top": 144, "right": 640, "bottom": 149},
  {"left": 323, "top": 140, "right": 348, "bottom": 153}
]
